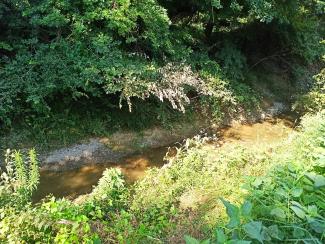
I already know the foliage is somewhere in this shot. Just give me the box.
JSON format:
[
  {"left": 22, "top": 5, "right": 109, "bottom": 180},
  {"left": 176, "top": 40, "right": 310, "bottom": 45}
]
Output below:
[
  {"left": 216, "top": 42, "right": 248, "bottom": 81},
  {"left": 210, "top": 160, "right": 325, "bottom": 243},
  {"left": 0, "top": 0, "right": 324, "bottom": 131},
  {"left": 185, "top": 111, "right": 325, "bottom": 243},
  {"left": 294, "top": 56, "right": 325, "bottom": 113},
  {"left": 0, "top": 0, "right": 177, "bottom": 126},
  {"left": 201, "top": 79, "right": 260, "bottom": 123},
  {"left": 0, "top": 167, "right": 125, "bottom": 243},
  {"left": 0, "top": 0, "right": 325, "bottom": 240},
  {"left": 0, "top": 112, "right": 325, "bottom": 242},
  {"left": 87, "top": 168, "right": 128, "bottom": 212},
  {"left": 0, "top": 149, "right": 39, "bottom": 208}
]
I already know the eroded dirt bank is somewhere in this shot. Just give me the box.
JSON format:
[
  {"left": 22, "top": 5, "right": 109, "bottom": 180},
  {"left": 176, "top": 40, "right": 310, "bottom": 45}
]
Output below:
[
  {"left": 34, "top": 113, "right": 295, "bottom": 201},
  {"left": 38, "top": 100, "right": 290, "bottom": 171}
]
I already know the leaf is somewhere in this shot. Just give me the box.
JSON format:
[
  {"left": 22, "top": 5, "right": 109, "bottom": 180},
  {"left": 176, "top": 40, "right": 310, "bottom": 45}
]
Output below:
[
  {"left": 314, "top": 175, "right": 325, "bottom": 188},
  {"left": 215, "top": 228, "right": 227, "bottom": 243},
  {"left": 252, "top": 178, "right": 263, "bottom": 188},
  {"left": 184, "top": 235, "right": 201, "bottom": 244},
  {"left": 261, "top": 227, "right": 271, "bottom": 241},
  {"left": 275, "top": 188, "right": 287, "bottom": 198},
  {"left": 316, "top": 199, "right": 325, "bottom": 210},
  {"left": 241, "top": 201, "right": 252, "bottom": 217},
  {"left": 184, "top": 235, "right": 210, "bottom": 244},
  {"left": 307, "top": 205, "right": 318, "bottom": 216},
  {"left": 228, "top": 241, "right": 251, "bottom": 244},
  {"left": 291, "top": 201, "right": 304, "bottom": 208},
  {"left": 93, "top": 237, "right": 102, "bottom": 244},
  {"left": 303, "top": 193, "right": 318, "bottom": 205},
  {"left": 221, "top": 199, "right": 240, "bottom": 228},
  {"left": 243, "top": 221, "right": 264, "bottom": 243},
  {"left": 293, "top": 228, "right": 305, "bottom": 238},
  {"left": 309, "top": 220, "right": 325, "bottom": 234},
  {"left": 290, "top": 205, "right": 306, "bottom": 219},
  {"left": 266, "top": 225, "right": 283, "bottom": 240},
  {"left": 270, "top": 208, "right": 286, "bottom": 219},
  {"left": 291, "top": 188, "right": 303, "bottom": 198},
  {"left": 211, "top": 0, "right": 222, "bottom": 9}
]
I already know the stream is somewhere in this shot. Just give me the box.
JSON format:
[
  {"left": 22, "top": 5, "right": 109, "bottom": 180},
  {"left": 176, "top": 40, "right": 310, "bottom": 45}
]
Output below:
[{"left": 33, "top": 116, "right": 295, "bottom": 201}]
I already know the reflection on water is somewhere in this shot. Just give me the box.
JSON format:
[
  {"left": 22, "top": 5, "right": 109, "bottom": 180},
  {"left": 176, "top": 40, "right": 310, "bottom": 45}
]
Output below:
[{"left": 33, "top": 116, "right": 295, "bottom": 201}]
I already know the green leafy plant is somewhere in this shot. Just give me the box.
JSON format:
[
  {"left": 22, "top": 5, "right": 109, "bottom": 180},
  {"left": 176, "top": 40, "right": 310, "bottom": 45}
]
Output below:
[
  {"left": 0, "top": 149, "right": 39, "bottom": 207},
  {"left": 213, "top": 160, "right": 325, "bottom": 243},
  {"left": 184, "top": 117, "right": 325, "bottom": 243},
  {"left": 294, "top": 64, "right": 325, "bottom": 113}
]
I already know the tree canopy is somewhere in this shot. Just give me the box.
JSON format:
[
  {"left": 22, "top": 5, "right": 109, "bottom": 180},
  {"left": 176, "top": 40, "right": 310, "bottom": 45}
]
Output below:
[{"left": 0, "top": 0, "right": 324, "bottom": 126}]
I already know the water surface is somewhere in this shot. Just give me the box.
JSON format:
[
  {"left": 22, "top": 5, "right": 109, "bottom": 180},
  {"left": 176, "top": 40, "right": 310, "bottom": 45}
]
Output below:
[
  {"left": 34, "top": 147, "right": 169, "bottom": 201},
  {"left": 34, "top": 116, "right": 295, "bottom": 201}
]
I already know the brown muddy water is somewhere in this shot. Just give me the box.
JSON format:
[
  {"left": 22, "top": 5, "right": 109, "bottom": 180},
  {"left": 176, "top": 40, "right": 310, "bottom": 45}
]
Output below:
[
  {"left": 33, "top": 147, "right": 171, "bottom": 201},
  {"left": 219, "top": 116, "right": 295, "bottom": 145},
  {"left": 33, "top": 116, "right": 295, "bottom": 201}
]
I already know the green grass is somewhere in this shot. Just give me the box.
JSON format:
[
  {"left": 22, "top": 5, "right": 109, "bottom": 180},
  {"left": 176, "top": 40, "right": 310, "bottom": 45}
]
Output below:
[
  {"left": 186, "top": 112, "right": 325, "bottom": 243},
  {"left": 109, "top": 111, "right": 325, "bottom": 243},
  {"left": 1, "top": 111, "right": 323, "bottom": 243}
]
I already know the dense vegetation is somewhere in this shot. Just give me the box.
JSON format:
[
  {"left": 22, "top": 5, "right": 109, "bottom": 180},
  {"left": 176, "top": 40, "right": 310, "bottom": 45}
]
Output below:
[
  {"left": 0, "top": 112, "right": 324, "bottom": 243},
  {"left": 0, "top": 0, "right": 324, "bottom": 150},
  {"left": 0, "top": 0, "right": 325, "bottom": 243}
]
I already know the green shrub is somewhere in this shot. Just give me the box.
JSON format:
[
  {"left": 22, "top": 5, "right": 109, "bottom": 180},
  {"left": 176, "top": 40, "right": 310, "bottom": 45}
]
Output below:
[
  {"left": 184, "top": 111, "right": 325, "bottom": 243},
  {"left": 294, "top": 65, "right": 325, "bottom": 113},
  {"left": 86, "top": 168, "right": 128, "bottom": 211},
  {"left": 0, "top": 40, "right": 207, "bottom": 127},
  {"left": 216, "top": 42, "right": 248, "bottom": 81},
  {"left": 0, "top": 163, "right": 126, "bottom": 243},
  {"left": 0, "top": 149, "right": 39, "bottom": 208},
  {"left": 210, "top": 160, "right": 325, "bottom": 243},
  {"left": 0, "top": 0, "right": 324, "bottom": 129}
]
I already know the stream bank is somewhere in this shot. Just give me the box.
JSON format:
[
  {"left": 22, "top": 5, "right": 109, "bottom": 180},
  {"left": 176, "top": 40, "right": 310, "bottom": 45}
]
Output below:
[
  {"left": 39, "top": 101, "right": 290, "bottom": 171},
  {"left": 33, "top": 112, "right": 295, "bottom": 201}
]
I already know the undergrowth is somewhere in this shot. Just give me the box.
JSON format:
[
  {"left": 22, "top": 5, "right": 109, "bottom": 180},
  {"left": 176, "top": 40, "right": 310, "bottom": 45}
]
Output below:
[
  {"left": 294, "top": 56, "right": 325, "bottom": 114},
  {"left": 187, "top": 113, "right": 325, "bottom": 243},
  {"left": 0, "top": 112, "right": 324, "bottom": 243}
]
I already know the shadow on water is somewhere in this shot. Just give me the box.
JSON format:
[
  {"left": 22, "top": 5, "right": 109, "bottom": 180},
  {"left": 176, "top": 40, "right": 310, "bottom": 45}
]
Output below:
[{"left": 33, "top": 115, "right": 297, "bottom": 202}]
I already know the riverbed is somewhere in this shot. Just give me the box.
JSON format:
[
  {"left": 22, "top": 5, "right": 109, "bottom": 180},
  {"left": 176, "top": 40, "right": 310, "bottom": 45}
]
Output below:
[{"left": 33, "top": 116, "right": 295, "bottom": 201}]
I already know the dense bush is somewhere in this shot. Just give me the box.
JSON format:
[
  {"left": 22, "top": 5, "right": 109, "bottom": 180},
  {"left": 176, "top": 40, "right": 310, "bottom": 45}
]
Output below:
[
  {"left": 188, "top": 162, "right": 325, "bottom": 243},
  {"left": 294, "top": 57, "right": 325, "bottom": 113},
  {"left": 185, "top": 112, "right": 325, "bottom": 243},
  {"left": 0, "top": 0, "right": 324, "bottom": 129}
]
